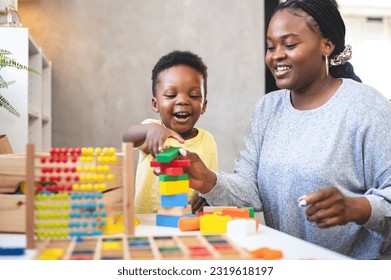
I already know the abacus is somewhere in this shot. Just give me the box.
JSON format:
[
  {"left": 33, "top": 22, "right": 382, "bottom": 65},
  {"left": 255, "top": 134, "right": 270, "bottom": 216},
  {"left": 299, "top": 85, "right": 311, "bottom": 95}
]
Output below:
[{"left": 25, "top": 143, "right": 135, "bottom": 249}]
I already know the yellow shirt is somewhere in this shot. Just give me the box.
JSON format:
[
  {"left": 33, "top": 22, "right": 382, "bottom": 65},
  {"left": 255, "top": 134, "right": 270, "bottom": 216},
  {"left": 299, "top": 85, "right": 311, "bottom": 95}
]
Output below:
[{"left": 134, "top": 119, "right": 218, "bottom": 214}]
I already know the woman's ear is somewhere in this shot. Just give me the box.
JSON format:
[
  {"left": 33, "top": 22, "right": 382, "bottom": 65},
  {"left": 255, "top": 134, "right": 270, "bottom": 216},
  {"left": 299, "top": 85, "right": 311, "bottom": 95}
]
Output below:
[
  {"left": 323, "top": 38, "right": 335, "bottom": 57},
  {"left": 152, "top": 97, "right": 159, "bottom": 113}
]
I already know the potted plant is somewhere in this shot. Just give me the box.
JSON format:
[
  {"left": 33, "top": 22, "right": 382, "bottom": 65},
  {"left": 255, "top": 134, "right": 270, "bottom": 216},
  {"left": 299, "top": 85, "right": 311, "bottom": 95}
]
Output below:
[{"left": 0, "top": 48, "right": 39, "bottom": 117}]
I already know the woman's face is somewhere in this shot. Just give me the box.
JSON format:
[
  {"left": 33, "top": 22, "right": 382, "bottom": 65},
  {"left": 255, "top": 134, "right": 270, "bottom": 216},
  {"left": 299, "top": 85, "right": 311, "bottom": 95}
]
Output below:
[{"left": 265, "top": 9, "right": 327, "bottom": 93}]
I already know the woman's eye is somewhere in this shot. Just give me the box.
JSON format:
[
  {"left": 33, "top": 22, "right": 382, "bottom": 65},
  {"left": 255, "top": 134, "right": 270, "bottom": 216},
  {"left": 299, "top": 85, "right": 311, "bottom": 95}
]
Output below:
[{"left": 285, "top": 44, "right": 296, "bottom": 49}]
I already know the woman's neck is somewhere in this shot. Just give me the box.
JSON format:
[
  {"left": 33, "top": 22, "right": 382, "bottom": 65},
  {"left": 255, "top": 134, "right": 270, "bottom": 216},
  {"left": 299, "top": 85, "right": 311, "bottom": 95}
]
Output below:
[{"left": 290, "top": 78, "right": 342, "bottom": 110}]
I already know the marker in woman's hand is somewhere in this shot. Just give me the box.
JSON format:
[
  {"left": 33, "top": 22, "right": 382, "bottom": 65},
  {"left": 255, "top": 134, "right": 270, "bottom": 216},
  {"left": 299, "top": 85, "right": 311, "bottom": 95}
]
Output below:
[{"left": 298, "top": 195, "right": 308, "bottom": 207}]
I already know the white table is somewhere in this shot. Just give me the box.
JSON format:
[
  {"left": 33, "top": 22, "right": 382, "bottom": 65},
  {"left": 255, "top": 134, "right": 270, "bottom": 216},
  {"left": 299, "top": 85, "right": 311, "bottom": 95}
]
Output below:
[{"left": 0, "top": 214, "right": 350, "bottom": 260}]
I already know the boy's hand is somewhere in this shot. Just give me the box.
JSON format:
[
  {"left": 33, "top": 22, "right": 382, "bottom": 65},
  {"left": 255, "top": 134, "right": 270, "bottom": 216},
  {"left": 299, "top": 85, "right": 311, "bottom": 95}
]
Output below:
[
  {"left": 190, "top": 193, "right": 209, "bottom": 213},
  {"left": 141, "top": 124, "right": 184, "bottom": 157}
]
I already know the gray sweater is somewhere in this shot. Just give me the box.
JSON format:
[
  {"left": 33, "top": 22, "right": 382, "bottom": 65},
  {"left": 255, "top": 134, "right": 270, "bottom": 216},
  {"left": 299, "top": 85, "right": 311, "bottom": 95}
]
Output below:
[{"left": 205, "top": 79, "right": 391, "bottom": 259}]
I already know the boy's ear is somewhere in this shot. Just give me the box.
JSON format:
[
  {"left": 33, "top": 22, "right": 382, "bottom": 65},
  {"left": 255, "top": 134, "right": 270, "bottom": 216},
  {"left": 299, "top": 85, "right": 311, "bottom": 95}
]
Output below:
[
  {"left": 152, "top": 97, "right": 159, "bottom": 113},
  {"left": 201, "top": 99, "right": 207, "bottom": 114}
]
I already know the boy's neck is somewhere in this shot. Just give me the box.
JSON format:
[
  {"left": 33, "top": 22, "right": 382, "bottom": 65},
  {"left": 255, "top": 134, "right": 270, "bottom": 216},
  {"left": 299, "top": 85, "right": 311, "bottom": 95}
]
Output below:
[{"left": 180, "top": 128, "right": 198, "bottom": 140}]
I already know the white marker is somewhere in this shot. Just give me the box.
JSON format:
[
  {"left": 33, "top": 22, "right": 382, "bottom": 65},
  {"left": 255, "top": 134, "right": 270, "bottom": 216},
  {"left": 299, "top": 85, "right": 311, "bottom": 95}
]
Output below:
[{"left": 298, "top": 195, "right": 307, "bottom": 207}]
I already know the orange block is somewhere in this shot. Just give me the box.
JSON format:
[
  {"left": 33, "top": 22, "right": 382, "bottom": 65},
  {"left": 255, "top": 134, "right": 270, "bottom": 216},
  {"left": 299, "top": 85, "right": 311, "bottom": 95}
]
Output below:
[
  {"left": 178, "top": 216, "right": 200, "bottom": 231},
  {"left": 222, "top": 208, "right": 250, "bottom": 218},
  {"left": 250, "top": 247, "right": 283, "bottom": 260}
]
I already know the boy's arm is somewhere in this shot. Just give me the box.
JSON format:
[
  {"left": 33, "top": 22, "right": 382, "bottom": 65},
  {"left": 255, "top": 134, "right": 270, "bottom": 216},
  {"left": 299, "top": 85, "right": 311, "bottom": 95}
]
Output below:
[{"left": 123, "top": 123, "right": 185, "bottom": 157}]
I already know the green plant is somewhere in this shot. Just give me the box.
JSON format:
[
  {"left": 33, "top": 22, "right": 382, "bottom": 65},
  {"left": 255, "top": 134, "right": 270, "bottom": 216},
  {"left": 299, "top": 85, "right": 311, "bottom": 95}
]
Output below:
[{"left": 0, "top": 49, "right": 40, "bottom": 117}]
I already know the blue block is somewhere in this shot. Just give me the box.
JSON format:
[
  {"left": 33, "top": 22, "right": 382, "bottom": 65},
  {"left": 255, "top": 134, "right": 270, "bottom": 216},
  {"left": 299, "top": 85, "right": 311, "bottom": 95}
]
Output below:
[
  {"left": 0, "top": 247, "right": 25, "bottom": 256},
  {"left": 156, "top": 214, "right": 195, "bottom": 228},
  {"left": 161, "top": 194, "right": 188, "bottom": 207}
]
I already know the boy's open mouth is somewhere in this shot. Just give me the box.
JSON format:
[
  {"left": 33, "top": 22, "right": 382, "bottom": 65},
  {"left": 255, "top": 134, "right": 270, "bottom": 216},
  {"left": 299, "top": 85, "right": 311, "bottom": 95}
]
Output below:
[{"left": 173, "top": 112, "right": 191, "bottom": 122}]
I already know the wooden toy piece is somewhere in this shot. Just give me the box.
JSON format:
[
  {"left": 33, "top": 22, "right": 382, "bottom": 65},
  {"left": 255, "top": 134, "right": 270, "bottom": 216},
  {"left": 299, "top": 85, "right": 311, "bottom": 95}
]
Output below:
[
  {"left": 178, "top": 216, "right": 200, "bottom": 231},
  {"left": 156, "top": 214, "right": 195, "bottom": 228},
  {"left": 250, "top": 247, "right": 284, "bottom": 260},
  {"left": 161, "top": 193, "right": 188, "bottom": 207},
  {"left": 158, "top": 205, "right": 192, "bottom": 216},
  {"left": 159, "top": 180, "right": 189, "bottom": 195},
  {"left": 127, "top": 237, "right": 155, "bottom": 260},
  {"left": 200, "top": 213, "right": 232, "bottom": 234},
  {"left": 150, "top": 159, "right": 190, "bottom": 168},
  {"left": 164, "top": 167, "right": 184, "bottom": 176},
  {"left": 0, "top": 247, "right": 25, "bottom": 255},
  {"left": 156, "top": 147, "right": 180, "bottom": 163},
  {"left": 232, "top": 217, "right": 259, "bottom": 231},
  {"left": 159, "top": 174, "right": 188, "bottom": 181},
  {"left": 203, "top": 205, "right": 237, "bottom": 213},
  {"left": 242, "top": 206, "right": 254, "bottom": 218},
  {"left": 222, "top": 208, "right": 250, "bottom": 218},
  {"left": 227, "top": 219, "right": 257, "bottom": 237}
]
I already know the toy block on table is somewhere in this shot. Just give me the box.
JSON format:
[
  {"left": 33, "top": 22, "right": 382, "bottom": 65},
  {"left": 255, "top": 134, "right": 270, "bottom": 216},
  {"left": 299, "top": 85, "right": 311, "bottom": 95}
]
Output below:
[
  {"left": 222, "top": 208, "right": 250, "bottom": 218},
  {"left": 161, "top": 193, "right": 188, "bottom": 207},
  {"left": 200, "top": 213, "right": 232, "bottom": 234},
  {"left": 178, "top": 216, "right": 200, "bottom": 231},
  {"left": 227, "top": 219, "right": 257, "bottom": 237},
  {"left": 203, "top": 206, "right": 237, "bottom": 213},
  {"left": 156, "top": 147, "right": 180, "bottom": 163},
  {"left": 156, "top": 214, "right": 195, "bottom": 228},
  {"left": 0, "top": 247, "right": 25, "bottom": 255},
  {"left": 242, "top": 206, "right": 254, "bottom": 218},
  {"left": 250, "top": 247, "right": 283, "bottom": 260}
]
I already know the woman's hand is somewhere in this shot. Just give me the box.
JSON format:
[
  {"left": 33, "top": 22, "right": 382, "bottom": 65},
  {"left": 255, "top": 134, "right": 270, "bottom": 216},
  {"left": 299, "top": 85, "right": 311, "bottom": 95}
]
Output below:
[
  {"left": 141, "top": 124, "right": 184, "bottom": 157},
  {"left": 301, "top": 186, "right": 371, "bottom": 228},
  {"left": 189, "top": 193, "right": 209, "bottom": 213},
  {"left": 177, "top": 149, "right": 217, "bottom": 194}
]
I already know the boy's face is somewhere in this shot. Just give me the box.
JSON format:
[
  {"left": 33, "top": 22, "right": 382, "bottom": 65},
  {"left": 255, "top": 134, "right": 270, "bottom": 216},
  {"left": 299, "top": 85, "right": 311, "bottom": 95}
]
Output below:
[{"left": 152, "top": 65, "right": 207, "bottom": 138}]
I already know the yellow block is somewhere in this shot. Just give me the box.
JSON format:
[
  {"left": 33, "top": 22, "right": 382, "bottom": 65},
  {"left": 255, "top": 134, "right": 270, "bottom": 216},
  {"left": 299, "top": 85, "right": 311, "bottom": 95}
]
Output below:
[
  {"left": 200, "top": 213, "right": 232, "bottom": 234},
  {"left": 36, "top": 248, "right": 65, "bottom": 260},
  {"left": 159, "top": 180, "right": 189, "bottom": 195},
  {"left": 102, "top": 241, "right": 122, "bottom": 250}
]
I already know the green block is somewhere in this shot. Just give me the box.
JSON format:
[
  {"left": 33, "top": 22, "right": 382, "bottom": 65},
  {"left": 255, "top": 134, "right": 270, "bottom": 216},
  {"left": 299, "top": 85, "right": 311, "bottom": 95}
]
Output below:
[
  {"left": 159, "top": 174, "right": 188, "bottom": 181},
  {"left": 156, "top": 146, "right": 180, "bottom": 163},
  {"left": 242, "top": 206, "right": 254, "bottom": 218}
]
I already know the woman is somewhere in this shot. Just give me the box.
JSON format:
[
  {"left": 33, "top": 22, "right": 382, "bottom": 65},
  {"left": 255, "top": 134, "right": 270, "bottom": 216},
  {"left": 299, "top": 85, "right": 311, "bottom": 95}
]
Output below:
[{"left": 176, "top": 0, "right": 391, "bottom": 259}]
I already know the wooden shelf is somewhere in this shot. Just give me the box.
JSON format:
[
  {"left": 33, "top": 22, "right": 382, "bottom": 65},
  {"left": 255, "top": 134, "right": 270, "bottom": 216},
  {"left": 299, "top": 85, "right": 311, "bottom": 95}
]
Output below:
[{"left": 0, "top": 27, "right": 52, "bottom": 153}]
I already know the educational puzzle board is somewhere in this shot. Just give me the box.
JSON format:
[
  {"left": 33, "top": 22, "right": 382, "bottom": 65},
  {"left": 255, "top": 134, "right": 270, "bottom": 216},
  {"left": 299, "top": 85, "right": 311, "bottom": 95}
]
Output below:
[
  {"left": 34, "top": 234, "right": 251, "bottom": 260},
  {"left": 25, "top": 144, "right": 135, "bottom": 248}
]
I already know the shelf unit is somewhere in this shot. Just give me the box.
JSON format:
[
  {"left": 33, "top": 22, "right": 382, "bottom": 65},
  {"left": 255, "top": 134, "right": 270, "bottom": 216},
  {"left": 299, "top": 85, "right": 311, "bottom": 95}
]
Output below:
[{"left": 0, "top": 27, "right": 51, "bottom": 152}]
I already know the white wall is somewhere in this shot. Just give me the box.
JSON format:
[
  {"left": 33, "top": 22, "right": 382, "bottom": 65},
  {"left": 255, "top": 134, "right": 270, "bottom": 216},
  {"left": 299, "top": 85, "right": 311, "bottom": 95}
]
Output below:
[{"left": 17, "top": 0, "right": 265, "bottom": 172}]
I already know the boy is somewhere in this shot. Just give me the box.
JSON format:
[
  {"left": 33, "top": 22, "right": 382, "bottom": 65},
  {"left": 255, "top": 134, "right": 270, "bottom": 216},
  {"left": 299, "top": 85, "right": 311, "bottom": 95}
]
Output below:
[{"left": 123, "top": 50, "right": 218, "bottom": 214}]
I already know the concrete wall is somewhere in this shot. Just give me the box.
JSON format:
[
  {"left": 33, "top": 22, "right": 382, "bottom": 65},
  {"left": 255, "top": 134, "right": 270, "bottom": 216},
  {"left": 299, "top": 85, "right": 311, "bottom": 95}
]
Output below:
[{"left": 17, "top": 0, "right": 265, "bottom": 172}]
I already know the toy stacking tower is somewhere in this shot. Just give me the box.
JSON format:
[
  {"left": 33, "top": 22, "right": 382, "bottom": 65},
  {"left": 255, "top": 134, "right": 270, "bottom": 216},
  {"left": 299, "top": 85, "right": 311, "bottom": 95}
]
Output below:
[
  {"left": 151, "top": 147, "right": 193, "bottom": 227},
  {"left": 25, "top": 143, "right": 135, "bottom": 249}
]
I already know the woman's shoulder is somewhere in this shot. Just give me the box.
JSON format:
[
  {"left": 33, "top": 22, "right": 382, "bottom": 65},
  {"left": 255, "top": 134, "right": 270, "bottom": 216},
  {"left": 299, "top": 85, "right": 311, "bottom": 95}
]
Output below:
[{"left": 342, "top": 79, "right": 390, "bottom": 109}]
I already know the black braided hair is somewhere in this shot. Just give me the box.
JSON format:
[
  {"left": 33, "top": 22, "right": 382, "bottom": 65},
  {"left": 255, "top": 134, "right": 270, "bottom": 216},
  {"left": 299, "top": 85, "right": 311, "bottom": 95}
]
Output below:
[
  {"left": 151, "top": 50, "right": 208, "bottom": 97},
  {"left": 273, "top": 0, "right": 361, "bottom": 82}
]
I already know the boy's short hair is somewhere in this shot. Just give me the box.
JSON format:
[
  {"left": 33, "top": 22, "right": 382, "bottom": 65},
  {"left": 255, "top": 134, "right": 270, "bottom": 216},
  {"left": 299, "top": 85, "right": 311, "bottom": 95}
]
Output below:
[{"left": 151, "top": 50, "right": 208, "bottom": 97}]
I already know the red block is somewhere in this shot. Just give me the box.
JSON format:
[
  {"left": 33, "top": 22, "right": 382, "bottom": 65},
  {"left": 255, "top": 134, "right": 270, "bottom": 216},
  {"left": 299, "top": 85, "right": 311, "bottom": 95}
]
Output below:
[{"left": 150, "top": 159, "right": 190, "bottom": 168}]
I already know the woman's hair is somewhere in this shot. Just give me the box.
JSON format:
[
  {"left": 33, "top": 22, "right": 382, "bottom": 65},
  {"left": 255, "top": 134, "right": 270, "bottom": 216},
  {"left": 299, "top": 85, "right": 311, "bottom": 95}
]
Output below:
[
  {"left": 151, "top": 50, "right": 208, "bottom": 97},
  {"left": 273, "top": 0, "right": 361, "bottom": 82}
]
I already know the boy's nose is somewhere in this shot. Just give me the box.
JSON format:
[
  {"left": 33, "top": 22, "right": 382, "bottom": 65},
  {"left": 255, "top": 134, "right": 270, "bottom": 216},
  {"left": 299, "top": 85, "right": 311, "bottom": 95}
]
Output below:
[{"left": 175, "top": 94, "right": 190, "bottom": 105}]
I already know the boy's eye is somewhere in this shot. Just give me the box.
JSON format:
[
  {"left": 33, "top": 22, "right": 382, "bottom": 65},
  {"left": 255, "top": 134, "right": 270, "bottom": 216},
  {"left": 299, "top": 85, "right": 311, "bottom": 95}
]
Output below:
[
  {"left": 164, "top": 93, "right": 176, "bottom": 98},
  {"left": 266, "top": 46, "right": 275, "bottom": 52}
]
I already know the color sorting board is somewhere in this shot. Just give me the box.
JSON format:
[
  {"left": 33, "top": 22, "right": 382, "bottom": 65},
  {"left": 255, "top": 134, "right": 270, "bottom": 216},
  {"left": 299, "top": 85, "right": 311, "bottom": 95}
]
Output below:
[{"left": 35, "top": 234, "right": 251, "bottom": 260}]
